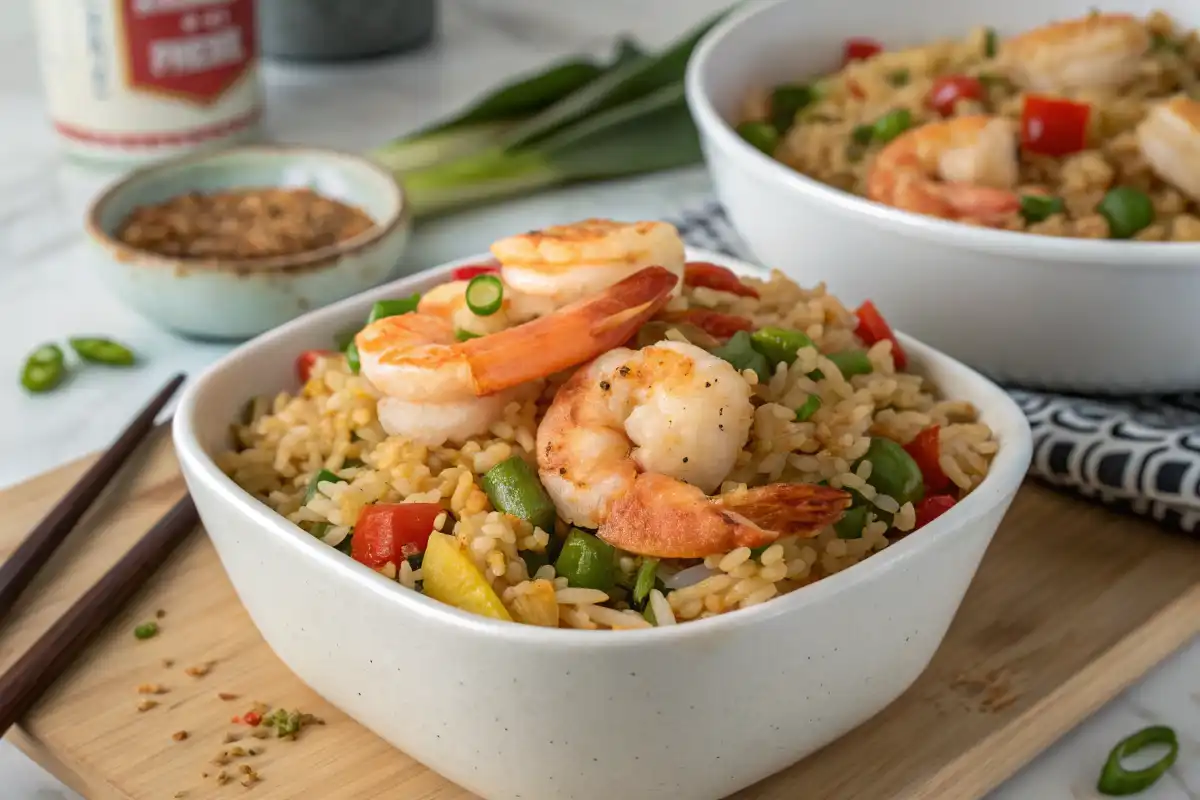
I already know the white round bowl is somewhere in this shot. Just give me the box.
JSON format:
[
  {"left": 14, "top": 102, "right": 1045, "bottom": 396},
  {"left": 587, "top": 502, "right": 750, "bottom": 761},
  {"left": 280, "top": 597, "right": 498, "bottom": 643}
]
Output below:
[
  {"left": 174, "top": 248, "right": 1032, "bottom": 800},
  {"left": 686, "top": 0, "right": 1200, "bottom": 393}
]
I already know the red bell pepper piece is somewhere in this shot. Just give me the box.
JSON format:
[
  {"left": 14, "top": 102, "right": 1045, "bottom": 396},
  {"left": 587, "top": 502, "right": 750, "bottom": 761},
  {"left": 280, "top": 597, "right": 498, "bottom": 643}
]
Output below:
[
  {"left": 854, "top": 300, "right": 908, "bottom": 370},
  {"left": 295, "top": 350, "right": 334, "bottom": 384},
  {"left": 914, "top": 494, "right": 957, "bottom": 529},
  {"left": 903, "top": 425, "right": 951, "bottom": 493},
  {"left": 451, "top": 263, "right": 501, "bottom": 281},
  {"left": 684, "top": 261, "right": 759, "bottom": 298},
  {"left": 669, "top": 309, "right": 755, "bottom": 339},
  {"left": 927, "top": 75, "right": 984, "bottom": 117},
  {"left": 351, "top": 503, "right": 443, "bottom": 569},
  {"left": 1020, "top": 95, "right": 1090, "bottom": 157},
  {"left": 844, "top": 37, "right": 883, "bottom": 63}
]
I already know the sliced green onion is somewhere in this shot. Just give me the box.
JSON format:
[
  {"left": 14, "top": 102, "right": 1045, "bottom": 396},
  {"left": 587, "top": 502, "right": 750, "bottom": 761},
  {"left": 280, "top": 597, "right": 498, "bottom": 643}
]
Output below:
[
  {"left": 455, "top": 328, "right": 483, "bottom": 341},
  {"left": 368, "top": 294, "right": 421, "bottom": 323},
  {"left": 632, "top": 558, "right": 659, "bottom": 609},
  {"left": 887, "top": 69, "right": 910, "bottom": 87},
  {"left": 345, "top": 341, "right": 360, "bottom": 374},
  {"left": 480, "top": 456, "right": 557, "bottom": 533},
  {"left": 873, "top": 108, "right": 913, "bottom": 144},
  {"left": 1019, "top": 194, "right": 1064, "bottom": 223},
  {"left": 1097, "top": 725, "right": 1178, "bottom": 796},
  {"left": 712, "top": 330, "right": 772, "bottom": 383},
  {"left": 794, "top": 394, "right": 822, "bottom": 422},
  {"left": 304, "top": 469, "right": 345, "bottom": 503},
  {"left": 554, "top": 529, "right": 616, "bottom": 591},
  {"left": 834, "top": 506, "right": 867, "bottom": 539},
  {"left": 69, "top": 337, "right": 136, "bottom": 366},
  {"left": 466, "top": 275, "right": 504, "bottom": 317},
  {"left": 750, "top": 326, "right": 814, "bottom": 366},
  {"left": 20, "top": 343, "right": 66, "bottom": 394},
  {"left": 769, "top": 84, "right": 816, "bottom": 133},
  {"left": 134, "top": 621, "right": 159, "bottom": 640},
  {"left": 984, "top": 27, "right": 998, "bottom": 57},
  {"left": 827, "top": 350, "right": 873, "bottom": 378},
  {"left": 1097, "top": 187, "right": 1155, "bottom": 240},
  {"left": 736, "top": 121, "right": 780, "bottom": 155}
]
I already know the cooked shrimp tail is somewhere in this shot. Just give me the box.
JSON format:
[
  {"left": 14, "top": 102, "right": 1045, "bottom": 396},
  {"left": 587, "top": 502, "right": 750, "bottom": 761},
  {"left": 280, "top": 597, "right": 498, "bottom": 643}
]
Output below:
[
  {"left": 1002, "top": 13, "right": 1150, "bottom": 92},
  {"left": 598, "top": 474, "right": 851, "bottom": 559},
  {"left": 461, "top": 265, "right": 678, "bottom": 396}
]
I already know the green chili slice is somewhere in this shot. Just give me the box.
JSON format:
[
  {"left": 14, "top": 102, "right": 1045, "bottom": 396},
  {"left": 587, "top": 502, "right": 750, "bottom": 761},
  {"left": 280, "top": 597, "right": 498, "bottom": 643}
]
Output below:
[
  {"left": 1097, "top": 187, "right": 1155, "bottom": 240},
  {"left": 481, "top": 456, "right": 557, "bottom": 533},
  {"left": 134, "top": 621, "right": 159, "bottom": 640},
  {"left": 304, "top": 469, "right": 345, "bottom": 503},
  {"left": 736, "top": 121, "right": 781, "bottom": 155},
  {"left": 769, "top": 84, "right": 816, "bottom": 133},
  {"left": 632, "top": 558, "right": 659, "bottom": 609},
  {"left": 1096, "top": 725, "right": 1178, "bottom": 796},
  {"left": 368, "top": 294, "right": 421, "bottom": 324},
  {"left": 21, "top": 343, "right": 66, "bottom": 393},
  {"left": 872, "top": 108, "right": 913, "bottom": 144},
  {"left": 465, "top": 274, "right": 504, "bottom": 316},
  {"left": 750, "top": 326, "right": 814, "bottom": 366},
  {"left": 827, "top": 349, "right": 873, "bottom": 378},
  {"left": 69, "top": 337, "right": 136, "bottom": 366},
  {"left": 554, "top": 529, "right": 616, "bottom": 592},
  {"left": 794, "top": 394, "right": 822, "bottom": 422},
  {"left": 455, "top": 328, "right": 483, "bottom": 341},
  {"left": 713, "top": 330, "right": 772, "bottom": 383},
  {"left": 345, "top": 341, "right": 361, "bottom": 374},
  {"left": 1019, "top": 194, "right": 1065, "bottom": 223}
]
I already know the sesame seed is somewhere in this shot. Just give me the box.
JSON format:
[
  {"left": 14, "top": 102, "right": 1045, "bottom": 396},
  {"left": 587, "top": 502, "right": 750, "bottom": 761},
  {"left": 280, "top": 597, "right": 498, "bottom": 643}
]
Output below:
[
  {"left": 172, "top": 730, "right": 188, "bottom": 742},
  {"left": 137, "top": 699, "right": 158, "bottom": 712}
]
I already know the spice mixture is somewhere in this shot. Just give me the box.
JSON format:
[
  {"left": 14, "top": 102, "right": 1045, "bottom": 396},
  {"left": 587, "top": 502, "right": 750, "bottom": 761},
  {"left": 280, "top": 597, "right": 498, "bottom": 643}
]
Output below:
[{"left": 115, "top": 187, "right": 376, "bottom": 260}]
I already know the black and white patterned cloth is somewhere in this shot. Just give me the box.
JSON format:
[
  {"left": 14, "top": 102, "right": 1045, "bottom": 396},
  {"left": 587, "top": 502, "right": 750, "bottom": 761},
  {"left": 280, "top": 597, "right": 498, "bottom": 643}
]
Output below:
[{"left": 671, "top": 201, "right": 1200, "bottom": 535}]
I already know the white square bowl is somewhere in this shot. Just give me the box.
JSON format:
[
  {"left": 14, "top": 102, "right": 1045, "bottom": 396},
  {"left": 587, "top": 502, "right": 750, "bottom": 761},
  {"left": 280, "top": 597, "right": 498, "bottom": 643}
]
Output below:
[{"left": 173, "top": 248, "right": 1032, "bottom": 800}]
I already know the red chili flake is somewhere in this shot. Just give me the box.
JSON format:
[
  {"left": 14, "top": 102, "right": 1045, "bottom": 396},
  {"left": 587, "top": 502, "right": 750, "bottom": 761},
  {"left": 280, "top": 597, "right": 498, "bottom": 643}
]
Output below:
[{"left": 242, "top": 711, "right": 263, "bottom": 727}]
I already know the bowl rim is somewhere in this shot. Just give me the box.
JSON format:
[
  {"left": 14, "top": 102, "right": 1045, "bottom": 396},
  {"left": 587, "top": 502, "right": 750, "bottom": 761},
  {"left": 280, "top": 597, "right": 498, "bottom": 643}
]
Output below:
[
  {"left": 173, "top": 246, "right": 1033, "bottom": 649},
  {"left": 684, "top": 0, "right": 1200, "bottom": 268},
  {"left": 85, "top": 144, "right": 410, "bottom": 275}
]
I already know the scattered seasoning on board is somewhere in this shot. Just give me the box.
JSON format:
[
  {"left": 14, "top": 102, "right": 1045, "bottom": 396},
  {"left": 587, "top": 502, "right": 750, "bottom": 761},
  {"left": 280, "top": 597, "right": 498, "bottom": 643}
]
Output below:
[
  {"left": 137, "top": 683, "right": 168, "bottom": 695},
  {"left": 115, "top": 188, "right": 377, "bottom": 260},
  {"left": 950, "top": 667, "right": 1025, "bottom": 714},
  {"left": 223, "top": 732, "right": 242, "bottom": 744},
  {"left": 133, "top": 621, "right": 159, "bottom": 640},
  {"left": 162, "top": 658, "right": 175, "bottom": 668},
  {"left": 137, "top": 698, "right": 158, "bottom": 712},
  {"left": 172, "top": 730, "right": 188, "bottom": 742},
  {"left": 156, "top": 608, "right": 166, "bottom": 619},
  {"left": 184, "top": 661, "right": 214, "bottom": 678},
  {"left": 218, "top": 692, "right": 240, "bottom": 702},
  {"left": 216, "top": 770, "right": 231, "bottom": 786}
]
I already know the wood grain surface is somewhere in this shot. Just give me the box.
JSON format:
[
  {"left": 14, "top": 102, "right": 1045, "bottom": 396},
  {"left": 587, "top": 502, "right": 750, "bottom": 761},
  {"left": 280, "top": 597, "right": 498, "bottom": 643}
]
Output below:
[{"left": 2, "top": 430, "right": 1198, "bottom": 800}]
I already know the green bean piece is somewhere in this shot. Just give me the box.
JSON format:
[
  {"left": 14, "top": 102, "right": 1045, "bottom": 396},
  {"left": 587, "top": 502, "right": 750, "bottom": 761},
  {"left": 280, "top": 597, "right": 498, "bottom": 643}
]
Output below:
[
  {"left": 69, "top": 337, "right": 136, "bottom": 366},
  {"left": 632, "top": 558, "right": 659, "bottom": 609},
  {"left": 134, "top": 621, "right": 159, "bottom": 640},
  {"left": 750, "top": 326, "right": 814, "bottom": 366},
  {"left": 368, "top": 295, "right": 421, "bottom": 324},
  {"left": 984, "top": 27, "right": 998, "bottom": 57},
  {"left": 872, "top": 108, "right": 913, "bottom": 144},
  {"left": 861, "top": 437, "right": 925, "bottom": 507},
  {"left": 481, "top": 456, "right": 558, "bottom": 533},
  {"left": 736, "top": 121, "right": 780, "bottom": 155},
  {"left": 794, "top": 394, "right": 822, "bottom": 422},
  {"left": 712, "top": 330, "right": 772, "bottom": 383},
  {"left": 304, "top": 469, "right": 345, "bottom": 503},
  {"left": 834, "top": 506, "right": 868, "bottom": 540},
  {"left": 769, "top": 84, "right": 816, "bottom": 133},
  {"left": 887, "top": 69, "right": 910, "bottom": 87},
  {"left": 1096, "top": 725, "right": 1178, "bottom": 796},
  {"left": 20, "top": 343, "right": 66, "bottom": 393},
  {"left": 827, "top": 350, "right": 873, "bottom": 378},
  {"left": 1019, "top": 194, "right": 1065, "bottom": 223},
  {"left": 554, "top": 529, "right": 616, "bottom": 592},
  {"left": 1097, "top": 187, "right": 1155, "bottom": 240}
]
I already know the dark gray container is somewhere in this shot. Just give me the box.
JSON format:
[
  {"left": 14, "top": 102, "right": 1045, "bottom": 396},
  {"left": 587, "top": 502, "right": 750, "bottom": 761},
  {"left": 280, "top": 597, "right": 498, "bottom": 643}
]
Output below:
[{"left": 258, "top": 0, "right": 437, "bottom": 62}]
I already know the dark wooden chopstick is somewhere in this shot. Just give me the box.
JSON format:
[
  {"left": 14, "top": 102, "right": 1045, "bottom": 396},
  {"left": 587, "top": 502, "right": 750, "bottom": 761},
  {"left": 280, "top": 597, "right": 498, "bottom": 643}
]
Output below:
[
  {"left": 0, "top": 494, "right": 198, "bottom": 737},
  {"left": 0, "top": 373, "right": 185, "bottom": 625}
]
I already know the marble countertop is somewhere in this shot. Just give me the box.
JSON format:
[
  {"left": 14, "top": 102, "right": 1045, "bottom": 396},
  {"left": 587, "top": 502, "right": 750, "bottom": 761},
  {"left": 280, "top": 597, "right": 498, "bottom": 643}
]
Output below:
[{"left": 2, "top": 0, "right": 1197, "bottom": 798}]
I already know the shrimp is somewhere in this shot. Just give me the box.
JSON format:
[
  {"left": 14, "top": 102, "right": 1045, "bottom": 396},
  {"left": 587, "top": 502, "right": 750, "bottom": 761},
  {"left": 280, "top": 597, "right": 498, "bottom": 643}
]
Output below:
[
  {"left": 490, "top": 219, "right": 686, "bottom": 309},
  {"left": 1136, "top": 95, "right": 1200, "bottom": 203},
  {"left": 356, "top": 266, "right": 678, "bottom": 447},
  {"left": 866, "top": 115, "right": 1022, "bottom": 225},
  {"left": 1002, "top": 13, "right": 1150, "bottom": 93},
  {"left": 537, "top": 340, "right": 851, "bottom": 558}
]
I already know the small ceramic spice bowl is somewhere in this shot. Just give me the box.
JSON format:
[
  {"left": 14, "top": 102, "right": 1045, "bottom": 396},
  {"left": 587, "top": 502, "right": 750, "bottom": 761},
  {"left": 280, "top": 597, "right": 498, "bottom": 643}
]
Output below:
[{"left": 85, "top": 145, "right": 410, "bottom": 340}]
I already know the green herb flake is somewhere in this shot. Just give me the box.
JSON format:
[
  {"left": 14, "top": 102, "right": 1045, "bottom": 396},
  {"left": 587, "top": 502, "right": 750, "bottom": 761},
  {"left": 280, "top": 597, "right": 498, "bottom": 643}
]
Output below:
[{"left": 134, "top": 621, "right": 160, "bottom": 640}]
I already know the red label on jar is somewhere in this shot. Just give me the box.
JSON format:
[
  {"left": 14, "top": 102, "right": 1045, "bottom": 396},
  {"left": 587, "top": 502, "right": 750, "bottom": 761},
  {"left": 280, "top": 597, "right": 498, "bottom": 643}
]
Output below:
[{"left": 120, "top": 0, "right": 256, "bottom": 105}]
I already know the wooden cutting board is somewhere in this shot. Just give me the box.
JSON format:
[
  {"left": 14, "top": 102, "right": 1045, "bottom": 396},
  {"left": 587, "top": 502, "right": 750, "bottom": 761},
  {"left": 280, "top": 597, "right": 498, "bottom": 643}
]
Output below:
[{"left": 3, "top": 428, "right": 1200, "bottom": 800}]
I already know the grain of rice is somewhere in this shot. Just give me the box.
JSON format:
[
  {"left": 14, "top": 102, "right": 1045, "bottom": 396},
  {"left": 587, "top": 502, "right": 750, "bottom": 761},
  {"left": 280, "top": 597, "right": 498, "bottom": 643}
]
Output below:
[
  {"left": 555, "top": 588, "right": 610, "bottom": 605},
  {"left": 648, "top": 590, "right": 675, "bottom": 626}
]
